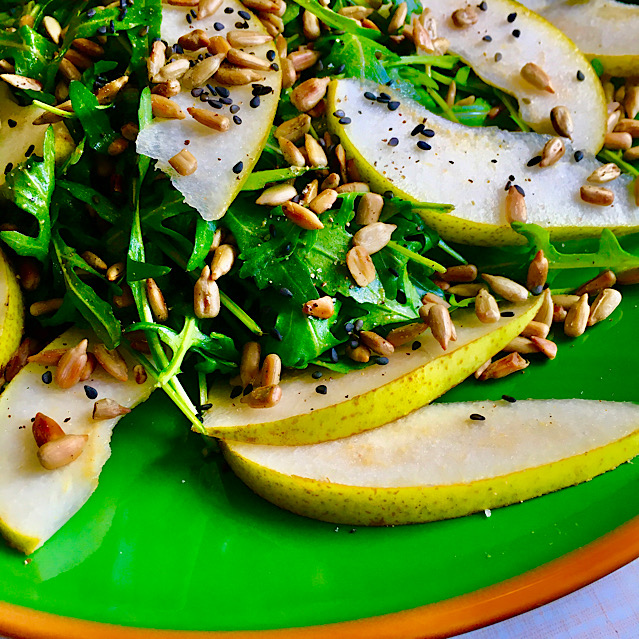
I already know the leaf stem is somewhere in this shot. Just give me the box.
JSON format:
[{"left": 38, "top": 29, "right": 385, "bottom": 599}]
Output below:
[
  {"left": 598, "top": 149, "right": 639, "bottom": 177},
  {"left": 387, "top": 241, "right": 447, "bottom": 273},
  {"left": 425, "top": 86, "right": 459, "bottom": 123}
]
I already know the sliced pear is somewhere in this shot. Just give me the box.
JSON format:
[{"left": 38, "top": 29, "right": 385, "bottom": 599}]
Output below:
[
  {"left": 0, "top": 84, "right": 74, "bottom": 189},
  {"left": 136, "top": 1, "right": 282, "bottom": 220},
  {"left": 520, "top": 0, "right": 639, "bottom": 76},
  {"left": 421, "top": 0, "right": 607, "bottom": 153},
  {"left": 204, "top": 296, "right": 541, "bottom": 445},
  {"left": 0, "top": 329, "right": 154, "bottom": 554},
  {"left": 327, "top": 78, "right": 638, "bottom": 246},
  {"left": 224, "top": 399, "right": 639, "bottom": 525},
  {"left": 0, "top": 247, "right": 23, "bottom": 368}
]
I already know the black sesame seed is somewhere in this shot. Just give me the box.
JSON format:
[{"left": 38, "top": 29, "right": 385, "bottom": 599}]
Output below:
[
  {"left": 576, "top": 70, "right": 585, "bottom": 81},
  {"left": 344, "top": 322, "right": 354, "bottom": 333},
  {"left": 364, "top": 91, "right": 376, "bottom": 100},
  {"left": 230, "top": 386, "right": 242, "bottom": 399},
  {"left": 411, "top": 123, "right": 424, "bottom": 136},
  {"left": 235, "top": 21, "right": 244, "bottom": 28},
  {"left": 97, "top": 25, "right": 107, "bottom": 35},
  {"left": 483, "top": 35, "right": 492, "bottom": 42},
  {"left": 312, "top": 370, "right": 323, "bottom": 379},
  {"left": 501, "top": 311, "right": 514, "bottom": 317},
  {"left": 387, "top": 101, "right": 400, "bottom": 111},
  {"left": 334, "top": 64, "right": 345, "bottom": 74},
  {"left": 87, "top": 8, "right": 96, "bottom": 17},
  {"left": 232, "top": 161, "right": 243, "bottom": 173},
  {"left": 41, "top": 371, "right": 52, "bottom": 384},
  {"left": 531, "top": 284, "right": 543, "bottom": 296},
  {"left": 339, "top": 117, "right": 351, "bottom": 125},
  {"left": 230, "top": 104, "right": 240, "bottom": 114},
  {"left": 376, "top": 357, "right": 389, "bottom": 365},
  {"left": 470, "top": 413, "right": 485, "bottom": 421},
  {"left": 199, "top": 93, "right": 210, "bottom": 102},
  {"left": 200, "top": 403, "right": 213, "bottom": 411},
  {"left": 527, "top": 155, "right": 542, "bottom": 167},
  {"left": 494, "top": 52, "right": 502, "bottom": 62},
  {"left": 266, "top": 50, "right": 276, "bottom": 61},
  {"left": 478, "top": 1, "right": 487, "bottom": 10},
  {"left": 190, "top": 9, "right": 197, "bottom": 17},
  {"left": 397, "top": 290, "right": 407, "bottom": 304},
  {"left": 504, "top": 180, "right": 512, "bottom": 191},
  {"left": 214, "top": 22, "right": 224, "bottom": 30},
  {"left": 502, "top": 394, "right": 517, "bottom": 403},
  {"left": 417, "top": 140, "right": 431, "bottom": 151},
  {"left": 250, "top": 96, "right": 260, "bottom": 108},
  {"left": 354, "top": 319, "right": 364, "bottom": 331},
  {"left": 186, "top": 12, "right": 192, "bottom": 23},
  {"left": 512, "top": 29, "right": 520, "bottom": 37},
  {"left": 238, "top": 10, "right": 250, "bottom": 19},
  {"left": 191, "top": 87, "right": 204, "bottom": 97},
  {"left": 349, "top": 339, "right": 359, "bottom": 349},
  {"left": 207, "top": 83, "right": 217, "bottom": 95},
  {"left": 377, "top": 93, "right": 391, "bottom": 103},
  {"left": 507, "top": 12, "right": 517, "bottom": 22},
  {"left": 388, "top": 267, "right": 399, "bottom": 277},
  {"left": 243, "top": 384, "right": 254, "bottom": 396},
  {"left": 388, "top": 137, "right": 399, "bottom": 147},
  {"left": 173, "top": 43, "right": 184, "bottom": 54},
  {"left": 384, "top": 190, "right": 394, "bottom": 199},
  {"left": 315, "top": 384, "right": 328, "bottom": 394},
  {"left": 509, "top": 174, "right": 516, "bottom": 181},
  {"left": 233, "top": 115, "right": 242, "bottom": 125},
  {"left": 411, "top": 341, "right": 421, "bottom": 351},
  {"left": 25, "top": 144, "right": 34, "bottom": 158},
  {"left": 333, "top": 109, "right": 345, "bottom": 118},
  {"left": 349, "top": 528, "right": 357, "bottom": 533},
  {"left": 208, "top": 99, "right": 223, "bottom": 109},
  {"left": 514, "top": 184, "right": 525, "bottom": 196},
  {"left": 109, "top": 19, "right": 115, "bottom": 33},
  {"left": 4, "top": 163, "right": 13, "bottom": 175},
  {"left": 422, "top": 128, "right": 435, "bottom": 138},
  {"left": 220, "top": 96, "right": 233, "bottom": 105},
  {"left": 269, "top": 328, "right": 283, "bottom": 341},
  {"left": 224, "top": 6, "right": 234, "bottom": 12},
  {"left": 279, "top": 287, "right": 293, "bottom": 298},
  {"left": 84, "top": 385, "right": 98, "bottom": 400},
  {"left": 217, "top": 86, "right": 230, "bottom": 98},
  {"left": 329, "top": 347, "right": 339, "bottom": 363},
  {"left": 574, "top": 150, "right": 584, "bottom": 162}
]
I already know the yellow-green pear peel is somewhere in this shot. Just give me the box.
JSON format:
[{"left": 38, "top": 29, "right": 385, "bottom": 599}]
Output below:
[
  {"left": 520, "top": 0, "right": 639, "bottom": 76},
  {"left": 421, "top": 0, "right": 607, "bottom": 153},
  {"left": 0, "top": 247, "right": 23, "bottom": 369},
  {"left": 223, "top": 399, "right": 639, "bottom": 526},
  {"left": 136, "top": 0, "right": 282, "bottom": 221},
  {"left": 327, "top": 79, "right": 639, "bottom": 247},
  {"left": 0, "top": 329, "right": 154, "bottom": 554},
  {"left": 204, "top": 296, "right": 541, "bottom": 445}
]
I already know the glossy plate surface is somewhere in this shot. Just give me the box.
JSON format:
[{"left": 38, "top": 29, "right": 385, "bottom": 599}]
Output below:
[{"left": 1, "top": 285, "right": 638, "bottom": 637}]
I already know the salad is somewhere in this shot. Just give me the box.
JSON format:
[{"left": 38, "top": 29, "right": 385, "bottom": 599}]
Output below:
[{"left": 1, "top": 0, "right": 639, "bottom": 553}]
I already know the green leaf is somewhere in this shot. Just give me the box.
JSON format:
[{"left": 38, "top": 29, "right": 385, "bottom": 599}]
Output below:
[
  {"left": 57, "top": 179, "right": 121, "bottom": 224},
  {"left": 291, "top": 0, "right": 383, "bottom": 39},
  {"left": 242, "top": 166, "right": 315, "bottom": 190},
  {"left": 52, "top": 232, "right": 121, "bottom": 348},
  {"left": 320, "top": 33, "right": 393, "bottom": 84},
  {"left": 0, "top": 126, "right": 54, "bottom": 261},
  {"left": 0, "top": 25, "right": 57, "bottom": 80},
  {"left": 68, "top": 80, "right": 116, "bottom": 152},
  {"left": 186, "top": 216, "right": 216, "bottom": 271},
  {"left": 126, "top": 258, "right": 172, "bottom": 281}
]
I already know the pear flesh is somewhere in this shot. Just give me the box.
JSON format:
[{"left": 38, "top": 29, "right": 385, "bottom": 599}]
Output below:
[
  {"left": 0, "top": 84, "right": 74, "bottom": 189},
  {"left": 0, "top": 329, "right": 154, "bottom": 554},
  {"left": 520, "top": 0, "right": 639, "bottom": 76},
  {"left": 224, "top": 399, "right": 639, "bottom": 525},
  {"left": 421, "top": 0, "right": 607, "bottom": 154},
  {"left": 328, "top": 78, "right": 638, "bottom": 246},
  {"left": 136, "top": 1, "right": 282, "bottom": 221},
  {"left": 204, "top": 296, "right": 541, "bottom": 445},
  {"left": 0, "top": 247, "right": 23, "bottom": 368}
]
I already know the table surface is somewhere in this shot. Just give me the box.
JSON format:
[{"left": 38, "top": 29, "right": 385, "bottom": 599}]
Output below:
[{"left": 1, "top": 558, "right": 638, "bottom": 639}]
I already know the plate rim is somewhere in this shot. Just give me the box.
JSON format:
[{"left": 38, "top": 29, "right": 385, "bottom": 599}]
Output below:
[{"left": 1, "top": 513, "right": 638, "bottom": 639}]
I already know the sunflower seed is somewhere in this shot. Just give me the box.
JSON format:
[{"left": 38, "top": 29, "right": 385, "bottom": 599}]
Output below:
[
  {"left": 451, "top": 5, "right": 477, "bottom": 28},
  {"left": 302, "top": 296, "right": 335, "bottom": 319},
  {"left": 198, "top": 0, "right": 223, "bottom": 19},
  {"left": 215, "top": 64, "right": 264, "bottom": 85},
  {"left": 210, "top": 244, "right": 236, "bottom": 279},
  {"left": 93, "top": 344, "right": 128, "bottom": 382},
  {"left": 182, "top": 53, "right": 226, "bottom": 88},
  {"left": 603, "top": 132, "right": 632, "bottom": 150},
  {"left": 534, "top": 288, "right": 553, "bottom": 327},
  {"left": 520, "top": 320, "right": 550, "bottom": 339},
  {"left": 152, "top": 58, "right": 190, "bottom": 83},
  {"left": 178, "top": 29, "right": 210, "bottom": 50},
  {"left": 169, "top": 149, "right": 197, "bottom": 175},
  {"left": 564, "top": 293, "right": 589, "bottom": 337},
  {"left": 587, "top": 163, "right": 621, "bottom": 183},
  {"left": 360, "top": 331, "right": 395, "bottom": 357},
  {"left": 389, "top": 2, "right": 408, "bottom": 32},
  {"left": 526, "top": 249, "right": 548, "bottom": 292},
  {"left": 226, "top": 47, "right": 271, "bottom": 71},
  {"left": 43, "top": 16, "right": 62, "bottom": 44},
  {"left": 346, "top": 344, "right": 371, "bottom": 362},
  {"left": 282, "top": 201, "right": 324, "bottom": 229},
  {"left": 32, "top": 412, "right": 65, "bottom": 447},
  {"left": 503, "top": 336, "right": 539, "bottom": 354},
  {"left": 241, "top": 342, "right": 261, "bottom": 387},
  {"left": 505, "top": 185, "right": 527, "bottom": 223},
  {"left": 30, "top": 298, "right": 64, "bottom": 317},
  {"left": 580, "top": 185, "right": 614, "bottom": 206},
  {"left": 550, "top": 105, "right": 573, "bottom": 139},
  {"left": 151, "top": 94, "right": 186, "bottom": 119},
  {"left": 539, "top": 137, "right": 565, "bottom": 167},
  {"left": 479, "top": 352, "right": 529, "bottom": 380},
  {"left": 529, "top": 336, "right": 557, "bottom": 359},
  {"left": 441, "top": 264, "right": 477, "bottom": 283},
  {"left": 256, "top": 183, "right": 297, "bottom": 206},
  {"left": 446, "top": 283, "right": 485, "bottom": 297},
  {"left": 588, "top": 288, "right": 622, "bottom": 326},
  {"left": 355, "top": 192, "right": 384, "bottom": 225},
  {"left": 290, "top": 76, "right": 330, "bottom": 112},
  {"left": 302, "top": 9, "right": 321, "bottom": 39},
  {"left": 37, "top": 434, "right": 89, "bottom": 470},
  {"left": 482, "top": 273, "right": 529, "bottom": 302},
  {"left": 146, "top": 278, "right": 169, "bottom": 321},
  {"left": 1, "top": 73, "right": 42, "bottom": 91},
  {"left": 352, "top": 222, "right": 396, "bottom": 254},
  {"left": 241, "top": 384, "right": 282, "bottom": 408},
  {"left": 346, "top": 245, "right": 376, "bottom": 287},
  {"left": 428, "top": 304, "right": 453, "bottom": 350},
  {"left": 288, "top": 49, "right": 321, "bottom": 72},
  {"left": 575, "top": 270, "right": 616, "bottom": 296},
  {"left": 309, "top": 188, "right": 338, "bottom": 214},
  {"left": 227, "top": 30, "right": 273, "bottom": 47},
  {"left": 279, "top": 137, "right": 306, "bottom": 167},
  {"left": 474, "top": 288, "right": 500, "bottom": 323},
  {"left": 520, "top": 62, "right": 554, "bottom": 93},
  {"left": 147, "top": 40, "right": 166, "bottom": 80},
  {"left": 188, "top": 107, "right": 230, "bottom": 131},
  {"left": 93, "top": 398, "right": 131, "bottom": 420},
  {"left": 207, "top": 35, "right": 231, "bottom": 55},
  {"left": 305, "top": 134, "right": 328, "bottom": 167},
  {"left": 260, "top": 354, "right": 282, "bottom": 387},
  {"left": 55, "top": 339, "right": 88, "bottom": 389}
]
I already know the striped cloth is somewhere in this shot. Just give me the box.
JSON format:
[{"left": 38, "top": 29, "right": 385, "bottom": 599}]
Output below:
[{"left": 456, "top": 558, "right": 639, "bottom": 639}]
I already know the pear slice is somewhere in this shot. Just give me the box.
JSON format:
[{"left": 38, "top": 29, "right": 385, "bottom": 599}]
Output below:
[
  {"left": 520, "top": 0, "right": 639, "bottom": 76},
  {"left": 0, "top": 247, "right": 23, "bottom": 368},
  {"left": 327, "top": 78, "right": 638, "bottom": 246},
  {"left": 0, "top": 329, "right": 154, "bottom": 554},
  {"left": 0, "top": 84, "right": 74, "bottom": 189},
  {"left": 223, "top": 399, "right": 639, "bottom": 525},
  {"left": 204, "top": 296, "right": 541, "bottom": 445},
  {"left": 421, "top": 0, "right": 607, "bottom": 153},
  {"left": 136, "top": 1, "right": 282, "bottom": 221}
]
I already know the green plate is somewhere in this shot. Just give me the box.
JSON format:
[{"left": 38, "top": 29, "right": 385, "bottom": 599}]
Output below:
[{"left": 1, "top": 286, "right": 638, "bottom": 635}]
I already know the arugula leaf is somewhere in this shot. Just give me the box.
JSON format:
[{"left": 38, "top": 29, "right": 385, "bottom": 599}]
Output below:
[
  {"left": 0, "top": 25, "right": 57, "bottom": 80},
  {"left": 0, "top": 126, "right": 54, "bottom": 261},
  {"left": 57, "top": 179, "right": 121, "bottom": 224},
  {"left": 127, "top": 258, "right": 171, "bottom": 281},
  {"left": 186, "top": 216, "right": 217, "bottom": 272},
  {"left": 52, "top": 231, "right": 121, "bottom": 347},
  {"left": 291, "top": 0, "right": 383, "bottom": 39},
  {"left": 68, "top": 80, "right": 117, "bottom": 152},
  {"left": 242, "top": 166, "right": 315, "bottom": 190}
]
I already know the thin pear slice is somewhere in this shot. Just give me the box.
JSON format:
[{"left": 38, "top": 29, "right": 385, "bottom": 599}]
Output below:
[
  {"left": 224, "top": 399, "right": 639, "bottom": 525},
  {"left": 0, "top": 329, "right": 154, "bottom": 554},
  {"left": 421, "top": 0, "right": 606, "bottom": 153},
  {"left": 520, "top": 0, "right": 639, "bottom": 76},
  {"left": 0, "top": 247, "right": 23, "bottom": 368},
  {"left": 0, "top": 84, "right": 74, "bottom": 189},
  {"left": 204, "top": 296, "right": 541, "bottom": 445},
  {"left": 136, "top": 1, "right": 282, "bottom": 221},
  {"left": 327, "top": 78, "right": 638, "bottom": 246}
]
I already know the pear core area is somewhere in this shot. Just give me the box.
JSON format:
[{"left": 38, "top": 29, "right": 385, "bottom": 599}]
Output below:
[{"left": 225, "top": 399, "right": 639, "bottom": 525}]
